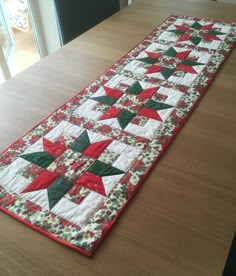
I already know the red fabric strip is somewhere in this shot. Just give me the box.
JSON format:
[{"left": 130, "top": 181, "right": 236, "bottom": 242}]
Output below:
[
  {"left": 21, "top": 170, "right": 58, "bottom": 193},
  {"left": 43, "top": 138, "right": 67, "bottom": 157},
  {"left": 83, "top": 140, "right": 112, "bottom": 159},
  {"left": 99, "top": 106, "right": 122, "bottom": 120},
  {"left": 76, "top": 171, "right": 106, "bottom": 196},
  {"left": 138, "top": 107, "right": 163, "bottom": 121},
  {"left": 103, "top": 86, "right": 123, "bottom": 99}
]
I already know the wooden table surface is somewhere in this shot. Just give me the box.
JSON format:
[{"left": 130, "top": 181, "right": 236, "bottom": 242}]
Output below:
[{"left": 0, "top": 0, "right": 235, "bottom": 275}]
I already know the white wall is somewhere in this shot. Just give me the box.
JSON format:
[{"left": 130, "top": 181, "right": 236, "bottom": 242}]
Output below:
[{"left": 28, "top": 0, "right": 61, "bottom": 57}]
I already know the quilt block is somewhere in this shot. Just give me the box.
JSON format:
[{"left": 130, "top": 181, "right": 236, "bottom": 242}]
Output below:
[{"left": 0, "top": 14, "right": 236, "bottom": 256}]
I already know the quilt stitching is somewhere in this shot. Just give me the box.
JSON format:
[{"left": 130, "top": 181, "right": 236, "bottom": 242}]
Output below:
[{"left": 0, "top": 14, "right": 235, "bottom": 256}]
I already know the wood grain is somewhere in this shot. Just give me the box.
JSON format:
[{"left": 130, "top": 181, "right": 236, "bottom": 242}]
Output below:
[{"left": 0, "top": 0, "right": 235, "bottom": 275}]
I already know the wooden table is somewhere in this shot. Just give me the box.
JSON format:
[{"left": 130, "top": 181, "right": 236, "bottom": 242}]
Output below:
[{"left": 0, "top": 0, "right": 235, "bottom": 275}]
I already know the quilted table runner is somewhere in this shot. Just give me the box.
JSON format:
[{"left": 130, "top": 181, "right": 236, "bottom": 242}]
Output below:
[{"left": 0, "top": 14, "right": 236, "bottom": 257}]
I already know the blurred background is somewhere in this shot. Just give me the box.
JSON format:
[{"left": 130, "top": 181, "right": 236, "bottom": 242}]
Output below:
[{"left": 0, "top": 0, "right": 133, "bottom": 83}]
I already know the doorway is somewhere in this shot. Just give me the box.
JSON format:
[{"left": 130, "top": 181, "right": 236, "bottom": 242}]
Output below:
[{"left": 0, "top": 0, "right": 40, "bottom": 84}]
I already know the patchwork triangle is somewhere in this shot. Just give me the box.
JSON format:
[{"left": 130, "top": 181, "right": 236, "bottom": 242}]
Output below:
[
  {"left": 77, "top": 171, "right": 106, "bottom": 196},
  {"left": 173, "top": 24, "right": 189, "bottom": 31},
  {"left": 175, "top": 50, "right": 191, "bottom": 60},
  {"left": 43, "top": 138, "right": 67, "bottom": 157},
  {"left": 47, "top": 177, "right": 73, "bottom": 209},
  {"left": 146, "top": 65, "right": 163, "bottom": 74},
  {"left": 83, "top": 140, "right": 112, "bottom": 159},
  {"left": 201, "top": 24, "right": 214, "bottom": 30},
  {"left": 165, "top": 47, "right": 178, "bottom": 57},
  {"left": 102, "top": 174, "right": 125, "bottom": 196},
  {"left": 177, "top": 64, "right": 198, "bottom": 74},
  {"left": 178, "top": 34, "right": 191, "bottom": 42},
  {"left": 207, "top": 30, "right": 226, "bottom": 36},
  {"left": 99, "top": 106, "right": 122, "bottom": 121},
  {"left": 88, "top": 160, "right": 124, "bottom": 177},
  {"left": 103, "top": 86, "right": 123, "bottom": 99},
  {"left": 91, "top": 96, "right": 117, "bottom": 106},
  {"left": 70, "top": 130, "right": 91, "bottom": 153},
  {"left": 138, "top": 87, "right": 159, "bottom": 100},
  {"left": 21, "top": 170, "right": 58, "bottom": 193},
  {"left": 145, "top": 51, "right": 161, "bottom": 59},
  {"left": 204, "top": 34, "right": 222, "bottom": 41},
  {"left": 168, "top": 29, "right": 186, "bottom": 35},
  {"left": 20, "top": 152, "right": 56, "bottom": 169},
  {"left": 126, "top": 81, "right": 143, "bottom": 95},
  {"left": 191, "top": 22, "right": 202, "bottom": 29},
  {"left": 182, "top": 60, "right": 204, "bottom": 67},
  {"left": 117, "top": 110, "right": 136, "bottom": 130},
  {"left": 161, "top": 68, "right": 175, "bottom": 80},
  {"left": 145, "top": 100, "right": 173, "bottom": 110},
  {"left": 138, "top": 107, "right": 163, "bottom": 121},
  {"left": 190, "top": 36, "right": 202, "bottom": 45},
  {"left": 137, "top": 57, "right": 158, "bottom": 64}
]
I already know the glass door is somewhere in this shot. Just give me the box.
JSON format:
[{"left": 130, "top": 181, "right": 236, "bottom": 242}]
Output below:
[{"left": 0, "top": 0, "right": 14, "bottom": 81}]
